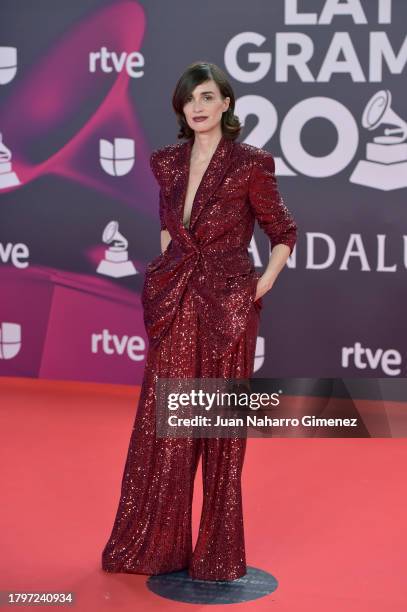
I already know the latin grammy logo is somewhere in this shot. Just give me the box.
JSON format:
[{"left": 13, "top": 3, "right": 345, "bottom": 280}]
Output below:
[
  {"left": 96, "top": 221, "right": 137, "bottom": 278},
  {"left": 0, "top": 132, "right": 20, "bottom": 189},
  {"left": 350, "top": 89, "right": 407, "bottom": 191}
]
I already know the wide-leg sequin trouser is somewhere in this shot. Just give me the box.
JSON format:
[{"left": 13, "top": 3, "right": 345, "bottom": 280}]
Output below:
[{"left": 101, "top": 284, "right": 260, "bottom": 581}]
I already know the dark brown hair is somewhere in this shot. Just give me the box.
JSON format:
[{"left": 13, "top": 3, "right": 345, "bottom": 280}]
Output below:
[{"left": 172, "top": 61, "right": 241, "bottom": 141}]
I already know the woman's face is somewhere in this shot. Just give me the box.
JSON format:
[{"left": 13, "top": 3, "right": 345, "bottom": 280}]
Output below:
[{"left": 182, "top": 79, "right": 230, "bottom": 135}]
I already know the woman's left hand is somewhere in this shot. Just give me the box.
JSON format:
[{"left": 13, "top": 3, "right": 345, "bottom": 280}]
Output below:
[{"left": 254, "top": 275, "right": 274, "bottom": 302}]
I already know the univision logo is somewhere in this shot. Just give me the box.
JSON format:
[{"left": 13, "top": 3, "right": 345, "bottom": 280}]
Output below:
[
  {"left": 0, "top": 322, "right": 22, "bottom": 359},
  {"left": 99, "top": 138, "right": 135, "bottom": 176},
  {"left": 0, "top": 47, "right": 17, "bottom": 85}
]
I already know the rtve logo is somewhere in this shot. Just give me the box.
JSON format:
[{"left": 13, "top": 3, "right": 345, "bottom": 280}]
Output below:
[
  {"left": 0, "top": 322, "right": 22, "bottom": 359},
  {"left": 89, "top": 47, "right": 144, "bottom": 78},
  {"left": 342, "top": 342, "right": 402, "bottom": 376},
  {"left": 0, "top": 242, "right": 29, "bottom": 268},
  {"left": 91, "top": 329, "right": 145, "bottom": 362}
]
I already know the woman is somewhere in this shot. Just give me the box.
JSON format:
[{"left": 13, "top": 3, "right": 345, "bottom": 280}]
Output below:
[{"left": 101, "top": 62, "right": 297, "bottom": 582}]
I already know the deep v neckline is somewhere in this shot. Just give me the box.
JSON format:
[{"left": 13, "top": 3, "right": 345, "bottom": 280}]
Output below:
[{"left": 181, "top": 135, "right": 224, "bottom": 230}]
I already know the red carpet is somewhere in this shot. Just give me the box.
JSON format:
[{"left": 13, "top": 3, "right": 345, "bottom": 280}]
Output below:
[{"left": 1, "top": 377, "right": 406, "bottom": 611}]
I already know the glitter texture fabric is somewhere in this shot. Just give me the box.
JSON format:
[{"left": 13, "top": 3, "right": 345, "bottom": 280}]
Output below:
[
  {"left": 142, "top": 134, "right": 297, "bottom": 358},
  {"left": 101, "top": 134, "right": 297, "bottom": 581}
]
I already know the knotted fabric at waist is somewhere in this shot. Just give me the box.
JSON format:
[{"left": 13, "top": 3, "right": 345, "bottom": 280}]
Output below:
[{"left": 142, "top": 239, "right": 260, "bottom": 356}]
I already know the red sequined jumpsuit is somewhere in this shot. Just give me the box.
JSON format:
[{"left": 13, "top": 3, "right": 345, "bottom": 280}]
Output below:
[{"left": 101, "top": 134, "right": 297, "bottom": 581}]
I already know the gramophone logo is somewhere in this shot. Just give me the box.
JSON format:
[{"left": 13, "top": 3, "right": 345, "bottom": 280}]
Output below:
[
  {"left": 0, "top": 132, "right": 20, "bottom": 189},
  {"left": 0, "top": 322, "right": 21, "bottom": 359},
  {"left": 99, "top": 138, "right": 135, "bottom": 176},
  {"left": 350, "top": 90, "right": 407, "bottom": 191},
  {"left": 0, "top": 47, "right": 17, "bottom": 85},
  {"left": 96, "top": 220, "right": 137, "bottom": 278}
]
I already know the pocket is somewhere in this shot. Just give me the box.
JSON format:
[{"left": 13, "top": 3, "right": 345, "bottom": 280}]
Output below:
[
  {"left": 224, "top": 259, "right": 254, "bottom": 281},
  {"left": 226, "top": 270, "right": 252, "bottom": 279},
  {"left": 147, "top": 251, "right": 167, "bottom": 272},
  {"left": 146, "top": 238, "right": 173, "bottom": 272}
]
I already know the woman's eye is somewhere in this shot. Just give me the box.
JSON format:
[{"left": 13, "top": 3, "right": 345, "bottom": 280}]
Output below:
[{"left": 186, "top": 95, "right": 212, "bottom": 102}]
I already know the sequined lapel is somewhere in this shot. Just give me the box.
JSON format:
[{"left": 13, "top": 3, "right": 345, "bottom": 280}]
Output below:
[{"left": 175, "top": 135, "right": 235, "bottom": 232}]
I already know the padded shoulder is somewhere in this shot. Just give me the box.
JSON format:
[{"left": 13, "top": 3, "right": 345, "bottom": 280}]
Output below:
[
  {"left": 149, "top": 142, "right": 184, "bottom": 183},
  {"left": 233, "top": 141, "right": 275, "bottom": 173}
]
